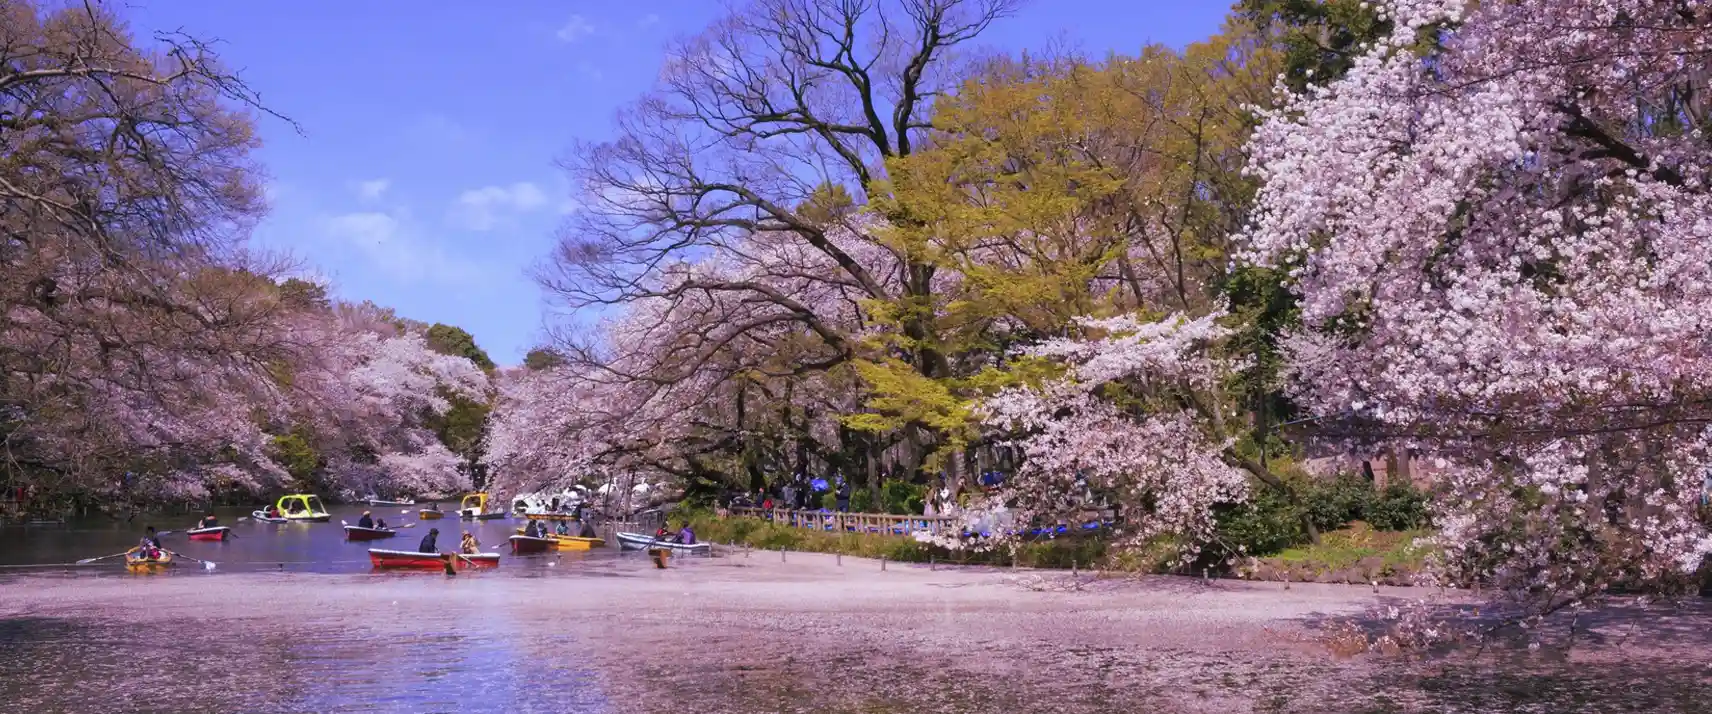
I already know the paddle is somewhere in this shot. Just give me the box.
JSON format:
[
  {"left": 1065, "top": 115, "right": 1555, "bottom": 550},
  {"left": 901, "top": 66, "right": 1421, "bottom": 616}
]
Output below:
[
  {"left": 76, "top": 550, "right": 132, "bottom": 565},
  {"left": 165, "top": 549, "right": 217, "bottom": 571}
]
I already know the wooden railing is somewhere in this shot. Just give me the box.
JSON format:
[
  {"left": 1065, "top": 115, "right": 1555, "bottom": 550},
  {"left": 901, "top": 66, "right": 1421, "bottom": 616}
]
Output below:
[{"left": 729, "top": 506, "right": 959, "bottom": 536}]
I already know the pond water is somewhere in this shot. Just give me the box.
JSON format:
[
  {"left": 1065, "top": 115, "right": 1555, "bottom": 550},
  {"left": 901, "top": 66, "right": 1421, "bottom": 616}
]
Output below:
[
  {"left": 2, "top": 506, "right": 1706, "bottom": 714},
  {"left": 0, "top": 503, "right": 591, "bottom": 574},
  {"left": 0, "top": 504, "right": 648, "bottom": 713}
]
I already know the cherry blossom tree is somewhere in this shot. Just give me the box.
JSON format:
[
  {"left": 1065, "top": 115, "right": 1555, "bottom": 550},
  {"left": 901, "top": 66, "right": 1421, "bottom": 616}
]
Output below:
[
  {"left": 923, "top": 311, "right": 1250, "bottom": 557},
  {"left": 1240, "top": 0, "right": 1712, "bottom": 609},
  {"left": 0, "top": 0, "right": 300, "bottom": 509},
  {"left": 281, "top": 309, "right": 490, "bottom": 498}
]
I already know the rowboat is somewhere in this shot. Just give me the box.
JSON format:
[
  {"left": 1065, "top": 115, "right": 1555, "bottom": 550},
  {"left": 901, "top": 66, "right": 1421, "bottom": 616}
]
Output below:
[
  {"left": 457, "top": 492, "right": 506, "bottom": 520},
  {"left": 344, "top": 525, "right": 397, "bottom": 541},
  {"left": 517, "top": 512, "right": 581, "bottom": 522},
  {"left": 553, "top": 535, "right": 604, "bottom": 550},
  {"left": 615, "top": 532, "right": 711, "bottom": 555},
  {"left": 514, "top": 527, "right": 604, "bottom": 551},
  {"left": 368, "top": 497, "right": 415, "bottom": 507},
  {"left": 367, "top": 548, "right": 499, "bottom": 571},
  {"left": 124, "top": 547, "right": 174, "bottom": 572},
  {"left": 186, "top": 526, "right": 231, "bottom": 542},
  {"left": 509, "top": 534, "right": 554, "bottom": 554},
  {"left": 418, "top": 508, "right": 445, "bottom": 520},
  {"left": 273, "top": 494, "right": 332, "bottom": 522},
  {"left": 250, "top": 510, "right": 289, "bottom": 524}
]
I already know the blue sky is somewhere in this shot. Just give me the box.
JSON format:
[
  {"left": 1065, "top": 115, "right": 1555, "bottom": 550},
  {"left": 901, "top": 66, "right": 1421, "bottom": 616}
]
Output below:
[{"left": 126, "top": 1, "right": 1233, "bottom": 364}]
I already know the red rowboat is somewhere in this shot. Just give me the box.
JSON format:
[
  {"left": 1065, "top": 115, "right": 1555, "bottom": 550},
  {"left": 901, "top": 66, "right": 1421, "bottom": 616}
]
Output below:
[
  {"left": 344, "top": 525, "right": 397, "bottom": 541},
  {"left": 186, "top": 526, "right": 231, "bottom": 542},
  {"left": 367, "top": 548, "right": 499, "bottom": 571},
  {"left": 509, "top": 534, "right": 553, "bottom": 554}
]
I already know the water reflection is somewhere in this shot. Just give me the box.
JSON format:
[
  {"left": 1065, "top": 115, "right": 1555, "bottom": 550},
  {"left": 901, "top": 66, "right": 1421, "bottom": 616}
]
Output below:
[
  {"left": 0, "top": 573, "right": 624, "bottom": 713},
  {"left": 0, "top": 505, "right": 627, "bottom": 711}
]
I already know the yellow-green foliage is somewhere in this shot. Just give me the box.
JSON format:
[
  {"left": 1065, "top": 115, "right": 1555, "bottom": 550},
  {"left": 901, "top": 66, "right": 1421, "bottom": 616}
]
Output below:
[
  {"left": 1268, "top": 523, "right": 1433, "bottom": 573},
  {"left": 841, "top": 24, "right": 1281, "bottom": 464}
]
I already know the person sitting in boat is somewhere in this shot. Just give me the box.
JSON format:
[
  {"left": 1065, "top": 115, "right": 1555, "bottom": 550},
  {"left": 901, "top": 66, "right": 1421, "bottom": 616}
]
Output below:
[
  {"left": 524, "top": 519, "right": 547, "bottom": 539},
  {"left": 677, "top": 524, "right": 696, "bottom": 546},
  {"left": 418, "top": 528, "right": 439, "bottom": 553},
  {"left": 196, "top": 513, "right": 219, "bottom": 529},
  {"left": 374, "top": 517, "right": 389, "bottom": 530},
  {"left": 138, "top": 526, "right": 163, "bottom": 559},
  {"left": 266, "top": 505, "right": 282, "bottom": 519},
  {"left": 357, "top": 510, "right": 375, "bottom": 529},
  {"left": 426, "top": 502, "right": 440, "bottom": 512},
  {"left": 460, "top": 532, "right": 480, "bottom": 554},
  {"left": 555, "top": 519, "right": 569, "bottom": 536},
  {"left": 654, "top": 523, "right": 679, "bottom": 543}
]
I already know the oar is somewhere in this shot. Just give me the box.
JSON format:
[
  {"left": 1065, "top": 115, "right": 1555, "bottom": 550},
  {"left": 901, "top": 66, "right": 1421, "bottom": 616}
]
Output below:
[
  {"left": 166, "top": 549, "right": 217, "bottom": 571},
  {"left": 76, "top": 550, "right": 133, "bottom": 565}
]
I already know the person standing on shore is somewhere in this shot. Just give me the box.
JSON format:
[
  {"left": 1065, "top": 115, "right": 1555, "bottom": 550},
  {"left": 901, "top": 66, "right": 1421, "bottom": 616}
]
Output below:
[{"left": 836, "top": 479, "right": 852, "bottom": 513}]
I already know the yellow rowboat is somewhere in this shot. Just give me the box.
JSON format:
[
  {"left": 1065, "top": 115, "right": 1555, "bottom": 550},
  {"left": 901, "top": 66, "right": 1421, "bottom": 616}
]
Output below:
[
  {"left": 519, "top": 512, "right": 581, "bottom": 522},
  {"left": 513, "top": 528, "right": 604, "bottom": 550},
  {"left": 124, "top": 547, "right": 173, "bottom": 573}
]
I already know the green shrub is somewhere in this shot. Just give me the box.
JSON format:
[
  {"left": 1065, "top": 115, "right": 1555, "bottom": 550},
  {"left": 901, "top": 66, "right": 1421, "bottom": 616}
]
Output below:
[
  {"left": 1300, "top": 474, "right": 1376, "bottom": 532},
  {"left": 850, "top": 488, "right": 874, "bottom": 513},
  {"left": 1367, "top": 482, "right": 1431, "bottom": 531},
  {"left": 1213, "top": 484, "right": 1305, "bottom": 558},
  {"left": 879, "top": 481, "right": 926, "bottom": 515}
]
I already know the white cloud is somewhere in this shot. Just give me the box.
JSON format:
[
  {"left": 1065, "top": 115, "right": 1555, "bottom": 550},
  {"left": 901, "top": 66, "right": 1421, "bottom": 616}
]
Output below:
[
  {"left": 355, "top": 178, "right": 391, "bottom": 202},
  {"left": 555, "top": 15, "right": 595, "bottom": 43},
  {"left": 450, "top": 182, "right": 548, "bottom": 231},
  {"left": 325, "top": 211, "right": 484, "bottom": 285}
]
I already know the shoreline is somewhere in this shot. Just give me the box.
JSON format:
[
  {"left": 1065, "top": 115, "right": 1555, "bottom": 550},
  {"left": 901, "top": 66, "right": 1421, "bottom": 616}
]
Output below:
[{"left": 1, "top": 550, "right": 1707, "bottom": 713}]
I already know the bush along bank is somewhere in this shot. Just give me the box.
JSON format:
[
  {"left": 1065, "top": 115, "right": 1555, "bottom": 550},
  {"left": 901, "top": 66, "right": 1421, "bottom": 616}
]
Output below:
[{"left": 685, "top": 474, "right": 1436, "bottom": 582}]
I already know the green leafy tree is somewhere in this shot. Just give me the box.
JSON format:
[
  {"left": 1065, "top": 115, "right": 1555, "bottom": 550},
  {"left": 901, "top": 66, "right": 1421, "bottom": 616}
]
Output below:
[
  {"left": 424, "top": 324, "right": 496, "bottom": 371},
  {"left": 523, "top": 347, "right": 566, "bottom": 371}
]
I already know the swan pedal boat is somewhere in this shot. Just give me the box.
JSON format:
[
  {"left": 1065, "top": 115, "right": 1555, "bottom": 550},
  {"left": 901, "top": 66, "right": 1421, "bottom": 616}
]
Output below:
[{"left": 270, "top": 494, "right": 332, "bottom": 522}]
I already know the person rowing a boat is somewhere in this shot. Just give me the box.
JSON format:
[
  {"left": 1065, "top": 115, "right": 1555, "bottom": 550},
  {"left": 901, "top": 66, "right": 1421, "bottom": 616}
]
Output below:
[
  {"left": 137, "top": 526, "right": 163, "bottom": 559},
  {"left": 653, "top": 523, "right": 679, "bottom": 543},
  {"left": 195, "top": 513, "right": 219, "bottom": 529},
  {"left": 265, "top": 504, "right": 281, "bottom": 519},
  {"left": 418, "top": 528, "right": 439, "bottom": 554},
  {"left": 554, "top": 519, "right": 569, "bottom": 536},
  {"left": 677, "top": 523, "right": 696, "bottom": 546},
  {"left": 522, "top": 519, "right": 545, "bottom": 538},
  {"left": 460, "top": 532, "right": 480, "bottom": 554},
  {"left": 357, "top": 510, "right": 376, "bottom": 529}
]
